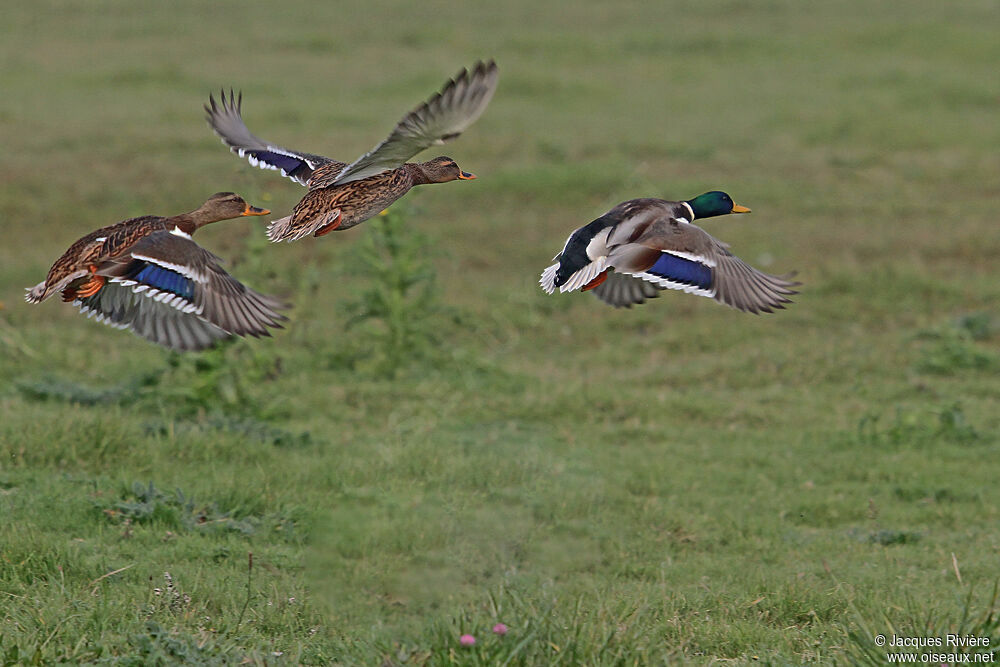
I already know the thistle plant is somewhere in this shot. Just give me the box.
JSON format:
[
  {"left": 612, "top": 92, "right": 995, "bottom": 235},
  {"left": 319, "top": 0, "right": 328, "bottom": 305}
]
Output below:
[{"left": 339, "top": 207, "right": 453, "bottom": 376}]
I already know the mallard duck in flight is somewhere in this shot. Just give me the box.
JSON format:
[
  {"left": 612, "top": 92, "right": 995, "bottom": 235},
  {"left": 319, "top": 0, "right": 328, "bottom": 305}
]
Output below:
[
  {"left": 541, "top": 192, "right": 799, "bottom": 313},
  {"left": 205, "top": 60, "right": 499, "bottom": 242},
  {"left": 26, "top": 193, "right": 286, "bottom": 350}
]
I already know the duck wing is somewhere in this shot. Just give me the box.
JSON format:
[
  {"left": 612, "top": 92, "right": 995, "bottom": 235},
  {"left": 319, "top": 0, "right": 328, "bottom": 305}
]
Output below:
[
  {"left": 205, "top": 90, "right": 341, "bottom": 187},
  {"left": 330, "top": 60, "right": 498, "bottom": 186},
  {"left": 97, "top": 231, "right": 288, "bottom": 339},
  {"left": 604, "top": 219, "right": 799, "bottom": 313},
  {"left": 73, "top": 283, "right": 231, "bottom": 351}
]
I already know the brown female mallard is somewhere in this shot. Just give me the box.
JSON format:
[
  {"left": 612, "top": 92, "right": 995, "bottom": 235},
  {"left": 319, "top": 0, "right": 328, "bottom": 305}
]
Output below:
[
  {"left": 205, "top": 60, "right": 499, "bottom": 242},
  {"left": 541, "top": 192, "right": 799, "bottom": 313},
  {"left": 26, "top": 193, "right": 287, "bottom": 350}
]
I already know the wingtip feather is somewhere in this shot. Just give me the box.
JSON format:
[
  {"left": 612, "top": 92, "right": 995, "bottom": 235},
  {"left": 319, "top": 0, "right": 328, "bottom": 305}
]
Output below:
[{"left": 25, "top": 282, "right": 47, "bottom": 304}]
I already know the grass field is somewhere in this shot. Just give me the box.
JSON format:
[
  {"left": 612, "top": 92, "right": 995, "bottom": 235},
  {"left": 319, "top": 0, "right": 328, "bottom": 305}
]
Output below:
[{"left": 2, "top": 1, "right": 999, "bottom": 663}]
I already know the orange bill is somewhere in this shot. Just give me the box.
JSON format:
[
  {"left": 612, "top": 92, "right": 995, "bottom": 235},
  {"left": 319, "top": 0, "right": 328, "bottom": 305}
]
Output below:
[{"left": 242, "top": 204, "right": 271, "bottom": 216}]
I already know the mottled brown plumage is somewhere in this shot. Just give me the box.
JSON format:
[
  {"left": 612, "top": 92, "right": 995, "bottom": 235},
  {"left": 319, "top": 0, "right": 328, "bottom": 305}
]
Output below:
[
  {"left": 26, "top": 193, "right": 287, "bottom": 351},
  {"left": 205, "top": 61, "right": 499, "bottom": 242},
  {"left": 267, "top": 158, "right": 471, "bottom": 242}
]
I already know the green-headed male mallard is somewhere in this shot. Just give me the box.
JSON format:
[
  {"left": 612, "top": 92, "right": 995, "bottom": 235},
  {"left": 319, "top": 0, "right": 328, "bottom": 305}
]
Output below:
[
  {"left": 540, "top": 192, "right": 799, "bottom": 313},
  {"left": 26, "top": 193, "right": 287, "bottom": 351},
  {"left": 205, "top": 60, "right": 499, "bottom": 242}
]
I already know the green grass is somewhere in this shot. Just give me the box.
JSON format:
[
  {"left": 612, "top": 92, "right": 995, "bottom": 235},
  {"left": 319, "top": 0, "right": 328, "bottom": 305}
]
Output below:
[{"left": 2, "top": 0, "right": 999, "bottom": 663}]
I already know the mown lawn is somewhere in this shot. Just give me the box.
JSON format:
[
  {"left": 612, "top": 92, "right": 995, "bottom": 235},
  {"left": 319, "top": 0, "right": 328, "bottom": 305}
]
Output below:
[{"left": 1, "top": 1, "right": 999, "bottom": 664}]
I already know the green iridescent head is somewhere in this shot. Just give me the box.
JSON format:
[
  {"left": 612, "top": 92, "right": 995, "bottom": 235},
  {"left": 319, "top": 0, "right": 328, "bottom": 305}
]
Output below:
[{"left": 685, "top": 191, "right": 751, "bottom": 219}]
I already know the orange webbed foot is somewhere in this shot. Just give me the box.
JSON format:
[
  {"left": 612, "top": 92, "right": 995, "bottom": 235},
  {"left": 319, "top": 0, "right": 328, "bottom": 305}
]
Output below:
[
  {"left": 74, "top": 274, "right": 106, "bottom": 299},
  {"left": 313, "top": 210, "right": 344, "bottom": 237},
  {"left": 581, "top": 270, "right": 609, "bottom": 291}
]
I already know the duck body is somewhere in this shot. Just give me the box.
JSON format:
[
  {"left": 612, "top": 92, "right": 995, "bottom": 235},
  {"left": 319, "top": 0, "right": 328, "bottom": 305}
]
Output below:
[
  {"left": 29, "top": 215, "right": 178, "bottom": 305},
  {"left": 266, "top": 160, "right": 461, "bottom": 242},
  {"left": 541, "top": 193, "right": 799, "bottom": 314},
  {"left": 306, "top": 167, "right": 413, "bottom": 232},
  {"left": 26, "top": 193, "right": 287, "bottom": 350},
  {"left": 206, "top": 60, "right": 498, "bottom": 242},
  {"left": 267, "top": 164, "right": 417, "bottom": 242}
]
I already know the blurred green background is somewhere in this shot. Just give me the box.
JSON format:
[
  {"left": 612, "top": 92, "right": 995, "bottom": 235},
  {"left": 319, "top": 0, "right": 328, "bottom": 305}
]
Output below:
[{"left": 1, "top": 1, "right": 998, "bottom": 663}]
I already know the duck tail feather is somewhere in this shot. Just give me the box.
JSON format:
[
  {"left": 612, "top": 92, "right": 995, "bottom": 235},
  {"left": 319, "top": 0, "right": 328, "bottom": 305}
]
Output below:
[{"left": 266, "top": 215, "right": 294, "bottom": 243}]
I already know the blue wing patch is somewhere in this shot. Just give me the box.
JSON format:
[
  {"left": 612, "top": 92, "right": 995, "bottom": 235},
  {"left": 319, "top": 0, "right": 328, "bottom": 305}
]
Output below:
[
  {"left": 248, "top": 150, "right": 306, "bottom": 175},
  {"left": 131, "top": 264, "right": 196, "bottom": 299},
  {"left": 647, "top": 253, "right": 713, "bottom": 289}
]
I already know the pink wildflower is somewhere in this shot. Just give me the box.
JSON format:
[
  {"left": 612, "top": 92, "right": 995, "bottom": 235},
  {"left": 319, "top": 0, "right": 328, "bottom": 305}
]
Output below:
[
  {"left": 492, "top": 623, "right": 508, "bottom": 636},
  {"left": 459, "top": 634, "right": 476, "bottom": 647}
]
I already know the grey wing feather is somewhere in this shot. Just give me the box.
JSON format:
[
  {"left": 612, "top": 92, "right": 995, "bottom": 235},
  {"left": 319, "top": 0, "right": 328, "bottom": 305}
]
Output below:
[
  {"left": 591, "top": 271, "right": 663, "bottom": 308},
  {"left": 710, "top": 250, "right": 799, "bottom": 314},
  {"left": 205, "top": 89, "right": 334, "bottom": 186},
  {"left": 331, "top": 60, "right": 499, "bottom": 186},
  {"left": 74, "top": 283, "right": 231, "bottom": 351},
  {"left": 129, "top": 296, "right": 230, "bottom": 351}
]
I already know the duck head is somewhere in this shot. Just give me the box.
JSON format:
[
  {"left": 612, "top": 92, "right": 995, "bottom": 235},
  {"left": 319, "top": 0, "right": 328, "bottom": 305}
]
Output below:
[
  {"left": 413, "top": 156, "right": 476, "bottom": 184},
  {"left": 685, "top": 191, "right": 751, "bottom": 220},
  {"left": 191, "top": 192, "right": 270, "bottom": 227}
]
